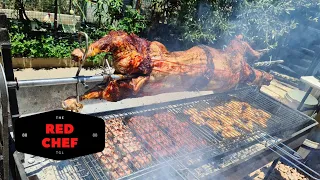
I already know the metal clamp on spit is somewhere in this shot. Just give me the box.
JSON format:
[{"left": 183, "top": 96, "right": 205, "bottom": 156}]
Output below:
[
  {"left": 103, "top": 57, "right": 115, "bottom": 75},
  {"left": 75, "top": 31, "right": 89, "bottom": 103},
  {"left": 95, "top": 54, "right": 115, "bottom": 76}
]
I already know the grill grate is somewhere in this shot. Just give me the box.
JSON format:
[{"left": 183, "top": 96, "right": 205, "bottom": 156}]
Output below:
[{"left": 68, "top": 88, "right": 316, "bottom": 180}]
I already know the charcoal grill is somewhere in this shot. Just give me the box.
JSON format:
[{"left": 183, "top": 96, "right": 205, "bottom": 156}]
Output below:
[
  {"left": 4, "top": 82, "right": 320, "bottom": 180},
  {"left": 58, "top": 87, "right": 318, "bottom": 180},
  {"left": 1, "top": 14, "right": 320, "bottom": 180}
]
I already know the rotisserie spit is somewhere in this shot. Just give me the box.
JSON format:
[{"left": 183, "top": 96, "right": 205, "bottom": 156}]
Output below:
[{"left": 62, "top": 31, "right": 273, "bottom": 112}]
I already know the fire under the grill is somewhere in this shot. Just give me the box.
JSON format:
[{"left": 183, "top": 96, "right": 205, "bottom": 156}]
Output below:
[{"left": 21, "top": 87, "right": 319, "bottom": 180}]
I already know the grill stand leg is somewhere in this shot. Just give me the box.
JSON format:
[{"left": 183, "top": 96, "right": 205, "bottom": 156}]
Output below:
[
  {"left": 297, "top": 87, "right": 313, "bottom": 111},
  {"left": 263, "top": 158, "right": 280, "bottom": 180}
]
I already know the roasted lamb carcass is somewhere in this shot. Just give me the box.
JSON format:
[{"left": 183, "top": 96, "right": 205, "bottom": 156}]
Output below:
[{"left": 62, "top": 31, "right": 273, "bottom": 112}]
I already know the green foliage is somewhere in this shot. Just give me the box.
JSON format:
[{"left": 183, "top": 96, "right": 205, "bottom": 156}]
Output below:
[
  {"left": 161, "top": 0, "right": 234, "bottom": 45},
  {"left": 92, "top": 0, "right": 123, "bottom": 25},
  {"left": 116, "top": 6, "right": 147, "bottom": 34},
  {"left": 148, "top": 0, "right": 320, "bottom": 49},
  {"left": 91, "top": 0, "right": 147, "bottom": 34},
  {"left": 231, "top": 0, "right": 297, "bottom": 49},
  {"left": 10, "top": 32, "right": 80, "bottom": 58},
  {"left": 9, "top": 0, "right": 320, "bottom": 60},
  {"left": 9, "top": 21, "right": 80, "bottom": 59}
]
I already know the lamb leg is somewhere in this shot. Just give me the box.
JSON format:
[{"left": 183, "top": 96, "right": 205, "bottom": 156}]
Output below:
[{"left": 62, "top": 76, "right": 150, "bottom": 112}]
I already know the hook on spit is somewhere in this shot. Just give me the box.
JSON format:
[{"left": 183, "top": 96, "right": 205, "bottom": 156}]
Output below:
[
  {"left": 75, "top": 31, "right": 89, "bottom": 103},
  {"left": 76, "top": 31, "right": 89, "bottom": 77}
]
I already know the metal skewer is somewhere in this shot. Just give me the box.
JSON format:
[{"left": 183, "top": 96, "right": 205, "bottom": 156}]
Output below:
[
  {"left": 75, "top": 31, "right": 89, "bottom": 77},
  {"left": 253, "top": 60, "right": 284, "bottom": 67},
  {"left": 75, "top": 32, "right": 89, "bottom": 103}
]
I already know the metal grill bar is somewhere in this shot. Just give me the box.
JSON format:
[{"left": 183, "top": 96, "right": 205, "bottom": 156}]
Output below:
[
  {"left": 211, "top": 96, "right": 320, "bottom": 179},
  {"left": 255, "top": 132, "right": 320, "bottom": 179},
  {"left": 170, "top": 104, "right": 220, "bottom": 142},
  {"left": 167, "top": 108, "right": 212, "bottom": 148},
  {"left": 73, "top": 88, "right": 317, "bottom": 180}
]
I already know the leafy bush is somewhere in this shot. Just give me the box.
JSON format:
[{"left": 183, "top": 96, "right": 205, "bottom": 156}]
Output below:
[
  {"left": 230, "top": 0, "right": 298, "bottom": 49},
  {"left": 162, "top": 0, "right": 235, "bottom": 46},
  {"left": 10, "top": 32, "right": 78, "bottom": 58},
  {"left": 225, "top": 0, "right": 320, "bottom": 50},
  {"left": 9, "top": 0, "right": 147, "bottom": 61},
  {"left": 116, "top": 5, "right": 147, "bottom": 34},
  {"left": 11, "top": 0, "right": 320, "bottom": 61},
  {"left": 147, "top": 0, "right": 320, "bottom": 49},
  {"left": 92, "top": 0, "right": 123, "bottom": 26}
]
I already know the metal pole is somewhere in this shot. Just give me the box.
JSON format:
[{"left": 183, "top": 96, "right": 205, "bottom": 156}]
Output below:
[
  {"left": 0, "top": 64, "right": 10, "bottom": 180},
  {"left": 297, "top": 87, "right": 313, "bottom": 111},
  {"left": 1, "top": 15, "right": 21, "bottom": 180},
  {"left": 263, "top": 158, "right": 279, "bottom": 180},
  {"left": 7, "top": 74, "right": 134, "bottom": 89},
  {"left": 76, "top": 32, "right": 88, "bottom": 77},
  {"left": 75, "top": 32, "right": 89, "bottom": 103}
]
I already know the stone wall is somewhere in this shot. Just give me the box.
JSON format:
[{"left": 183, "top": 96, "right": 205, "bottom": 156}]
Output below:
[{"left": 12, "top": 58, "right": 105, "bottom": 69}]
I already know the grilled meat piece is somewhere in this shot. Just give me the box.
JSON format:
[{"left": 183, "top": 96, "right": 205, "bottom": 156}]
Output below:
[
  {"left": 224, "top": 101, "right": 270, "bottom": 128},
  {"left": 63, "top": 31, "right": 273, "bottom": 112},
  {"left": 221, "top": 126, "right": 242, "bottom": 138},
  {"left": 95, "top": 118, "right": 153, "bottom": 179},
  {"left": 95, "top": 140, "right": 132, "bottom": 179},
  {"left": 206, "top": 121, "right": 222, "bottom": 133},
  {"left": 184, "top": 108, "right": 207, "bottom": 125},
  {"left": 128, "top": 115, "right": 185, "bottom": 158},
  {"left": 184, "top": 99, "right": 271, "bottom": 138},
  {"left": 153, "top": 112, "right": 206, "bottom": 151},
  {"left": 105, "top": 118, "right": 152, "bottom": 169}
]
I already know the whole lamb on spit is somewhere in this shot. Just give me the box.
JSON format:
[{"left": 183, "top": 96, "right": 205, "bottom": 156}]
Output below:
[{"left": 62, "top": 30, "right": 273, "bottom": 112}]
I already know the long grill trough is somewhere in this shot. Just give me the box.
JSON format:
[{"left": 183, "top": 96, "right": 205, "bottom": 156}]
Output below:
[{"left": 57, "top": 87, "right": 319, "bottom": 180}]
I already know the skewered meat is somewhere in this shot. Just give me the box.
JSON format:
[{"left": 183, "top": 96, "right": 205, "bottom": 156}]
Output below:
[
  {"left": 183, "top": 99, "right": 271, "bottom": 138},
  {"left": 128, "top": 113, "right": 206, "bottom": 158},
  {"left": 206, "top": 121, "right": 222, "bottom": 132},
  {"left": 62, "top": 31, "right": 273, "bottom": 112},
  {"left": 95, "top": 118, "right": 153, "bottom": 179},
  {"left": 128, "top": 116, "right": 178, "bottom": 158},
  {"left": 95, "top": 140, "right": 132, "bottom": 179},
  {"left": 221, "top": 126, "right": 242, "bottom": 138},
  {"left": 184, "top": 108, "right": 207, "bottom": 125},
  {"left": 105, "top": 118, "right": 152, "bottom": 169},
  {"left": 223, "top": 100, "right": 270, "bottom": 128},
  {"left": 153, "top": 112, "right": 206, "bottom": 151}
]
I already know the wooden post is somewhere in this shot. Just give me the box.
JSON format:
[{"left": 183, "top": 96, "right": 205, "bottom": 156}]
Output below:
[
  {"left": 83, "top": 0, "right": 87, "bottom": 23},
  {"left": 69, "top": 0, "right": 72, "bottom": 13},
  {"left": 54, "top": 0, "right": 58, "bottom": 35},
  {"left": 135, "top": 0, "right": 141, "bottom": 13}
]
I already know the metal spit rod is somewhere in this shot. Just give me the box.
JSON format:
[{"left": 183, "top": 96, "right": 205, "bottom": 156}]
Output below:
[
  {"left": 75, "top": 32, "right": 89, "bottom": 103},
  {"left": 6, "top": 74, "right": 133, "bottom": 89}
]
